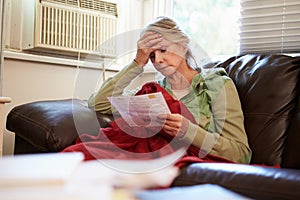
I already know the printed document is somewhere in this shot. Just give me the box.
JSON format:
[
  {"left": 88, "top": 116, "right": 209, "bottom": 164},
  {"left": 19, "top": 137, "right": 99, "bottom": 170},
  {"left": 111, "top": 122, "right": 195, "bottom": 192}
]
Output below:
[{"left": 108, "top": 92, "right": 171, "bottom": 127}]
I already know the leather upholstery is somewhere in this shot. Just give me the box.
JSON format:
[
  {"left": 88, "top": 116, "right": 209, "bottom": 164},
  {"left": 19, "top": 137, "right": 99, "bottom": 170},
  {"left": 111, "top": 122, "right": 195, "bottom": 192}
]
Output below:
[
  {"left": 6, "top": 99, "right": 113, "bottom": 153},
  {"left": 6, "top": 54, "right": 300, "bottom": 199},
  {"left": 172, "top": 163, "right": 300, "bottom": 200},
  {"left": 216, "top": 54, "right": 300, "bottom": 166},
  {"left": 172, "top": 54, "right": 300, "bottom": 199},
  {"left": 282, "top": 99, "right": 300, "bottom": 169}
]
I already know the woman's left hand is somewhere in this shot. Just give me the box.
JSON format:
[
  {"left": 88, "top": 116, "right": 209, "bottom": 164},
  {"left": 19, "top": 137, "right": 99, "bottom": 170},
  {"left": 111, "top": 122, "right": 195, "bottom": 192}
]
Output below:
[{"left": 157, "top": 114, "right": 189, "bottom": 138}]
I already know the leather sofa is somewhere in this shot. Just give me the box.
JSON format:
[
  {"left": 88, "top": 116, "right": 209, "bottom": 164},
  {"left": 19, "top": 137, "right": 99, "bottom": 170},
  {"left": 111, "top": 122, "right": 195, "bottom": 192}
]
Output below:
[{"left": 6, "top": 54, "right": 300, "bottom": 199}]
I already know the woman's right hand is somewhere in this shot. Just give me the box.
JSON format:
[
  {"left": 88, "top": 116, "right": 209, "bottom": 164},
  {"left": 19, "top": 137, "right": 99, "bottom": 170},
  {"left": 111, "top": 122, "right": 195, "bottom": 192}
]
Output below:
[
  {"left": 157, "top": 113, "right": 190, "bottom": 138},
  {"left": 134, "top": 31, "right": 163, "bottom": 67}
]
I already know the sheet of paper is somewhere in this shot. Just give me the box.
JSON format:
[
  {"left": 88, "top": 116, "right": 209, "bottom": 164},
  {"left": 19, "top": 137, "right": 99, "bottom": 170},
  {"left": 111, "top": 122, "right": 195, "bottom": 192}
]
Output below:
[
  {"left": 108, "top": 92, "right": 171, "bottom": 127},
  {"left": 0, "top": 152, "right": 84, "bottom": 187}
]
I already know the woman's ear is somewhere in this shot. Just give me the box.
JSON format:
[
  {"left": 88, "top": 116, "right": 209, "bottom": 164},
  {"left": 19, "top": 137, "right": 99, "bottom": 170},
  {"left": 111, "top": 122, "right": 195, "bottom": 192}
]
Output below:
[{"left": 182, "top": 46, "right": 188, "bottom": 58}]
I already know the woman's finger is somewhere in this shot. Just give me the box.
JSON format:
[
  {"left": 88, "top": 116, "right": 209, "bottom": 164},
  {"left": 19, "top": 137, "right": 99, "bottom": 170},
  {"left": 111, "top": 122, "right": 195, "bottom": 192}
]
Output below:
[
  {"left": 139, "top": 32, "right": 162, "bottom": 48},
  {"left": 141, "top": 31, "right": 162, "bottom": 42}
]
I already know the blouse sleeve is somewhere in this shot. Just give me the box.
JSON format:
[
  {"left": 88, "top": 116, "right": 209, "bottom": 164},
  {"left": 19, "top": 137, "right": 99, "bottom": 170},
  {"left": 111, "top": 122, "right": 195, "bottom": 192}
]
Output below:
[
  {"left": 87, "top": 61, "right": 143, "bottom": 114},
  {"left": 182, "top": 80, "right": 252, "bottom": 163}
]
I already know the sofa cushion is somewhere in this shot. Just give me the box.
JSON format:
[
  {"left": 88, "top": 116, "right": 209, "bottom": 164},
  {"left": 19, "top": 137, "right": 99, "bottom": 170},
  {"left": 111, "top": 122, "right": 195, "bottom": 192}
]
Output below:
[
  {"left": 6, "top": 99, "right": 111, "bottom": 152},
  {"left": 173, "top": 162, "right": 300, "bottom": 200},
  {"left": 216, "top": 54, "right": 300, "bottom": 166}
]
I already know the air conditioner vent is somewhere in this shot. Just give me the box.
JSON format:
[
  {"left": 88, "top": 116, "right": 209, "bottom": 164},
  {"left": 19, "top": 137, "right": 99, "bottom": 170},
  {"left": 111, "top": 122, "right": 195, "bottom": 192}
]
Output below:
[
  {"left": 22, "top": 0, "right": 118, "bottom": 58},
  {"left": 82, "top": 0, "right": 117, "bottom": 16},
  {"left": 43, "top": 0, "right": 79, "bottom": 7},
  {"left": 42, "top": 0, "right": 117, "bottom": 16}
]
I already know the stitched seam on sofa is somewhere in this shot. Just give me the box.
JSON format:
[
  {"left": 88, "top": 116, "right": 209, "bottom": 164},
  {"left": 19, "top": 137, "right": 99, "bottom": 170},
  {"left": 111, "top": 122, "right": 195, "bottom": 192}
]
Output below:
[
  {"left": 46, "top": 129, "right": 62, "bottom": 151},
  {"left": 9, "top": 111, "right": 61, "bottom": 150},
  {"left": 15, "top": 133, "right": 49, "bottom": 151},
  {"left": 9, "top": 110, "right": 53, "bottom": 134}
]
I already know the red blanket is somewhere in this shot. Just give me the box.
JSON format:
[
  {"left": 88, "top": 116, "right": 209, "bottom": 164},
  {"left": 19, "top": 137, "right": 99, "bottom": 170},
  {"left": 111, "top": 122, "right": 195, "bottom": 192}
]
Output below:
[{"left": 62, "top": 82, "right": 232, "bottom": 167}]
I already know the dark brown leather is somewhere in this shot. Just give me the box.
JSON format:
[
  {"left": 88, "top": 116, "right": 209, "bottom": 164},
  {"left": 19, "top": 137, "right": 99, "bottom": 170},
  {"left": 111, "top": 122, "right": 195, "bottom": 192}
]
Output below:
[
  {"left": 216, "top": 54, "right": 300, "bottom": 166},
  {"left": 6, "top": 99, "right": 108, "bottom": 152},
  {"left": 95, "top": 112, "right": 114, "bottom": 128},
  {"left": 173, "top": 163, "right": 300, "bottom": 200},
  {"left": 282, "top": 99, "right": 300, "bottom": 169}
]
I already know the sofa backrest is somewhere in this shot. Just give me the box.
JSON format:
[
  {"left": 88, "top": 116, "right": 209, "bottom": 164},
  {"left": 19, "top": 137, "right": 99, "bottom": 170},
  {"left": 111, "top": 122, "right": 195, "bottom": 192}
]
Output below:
[
  {"left": 282, "top": 98, "right": 300, "bottom": 169},
  {"left": 216, "top": 54, "right": 300, "bottom": 166}
]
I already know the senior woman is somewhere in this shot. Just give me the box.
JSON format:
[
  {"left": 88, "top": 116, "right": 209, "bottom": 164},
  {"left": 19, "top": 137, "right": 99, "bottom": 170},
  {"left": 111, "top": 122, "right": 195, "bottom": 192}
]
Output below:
[{"left": 63, "top": 17, "right": 251, "bottom": 164}]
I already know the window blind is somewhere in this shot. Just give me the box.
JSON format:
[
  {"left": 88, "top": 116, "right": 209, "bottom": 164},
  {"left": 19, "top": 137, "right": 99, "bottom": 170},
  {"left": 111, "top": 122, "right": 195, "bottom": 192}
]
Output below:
[{"left": 239, "top": 0, "right": 300, "bottom": 54}]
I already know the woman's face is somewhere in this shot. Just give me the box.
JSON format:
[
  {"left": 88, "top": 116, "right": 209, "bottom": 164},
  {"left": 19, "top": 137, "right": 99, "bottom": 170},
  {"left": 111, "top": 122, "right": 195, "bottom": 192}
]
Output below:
[{"left": 150, "top": 39, "right": 187, "bottom": 77}]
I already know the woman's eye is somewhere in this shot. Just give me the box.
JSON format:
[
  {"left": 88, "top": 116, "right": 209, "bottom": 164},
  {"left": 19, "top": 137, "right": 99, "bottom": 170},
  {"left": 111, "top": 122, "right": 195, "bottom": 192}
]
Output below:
[
  {"left": 160, "top": 49, "right": 166, "bottom": 53},
  {"left": 149, "top": 52, "right": 155, "bottom": 59}
]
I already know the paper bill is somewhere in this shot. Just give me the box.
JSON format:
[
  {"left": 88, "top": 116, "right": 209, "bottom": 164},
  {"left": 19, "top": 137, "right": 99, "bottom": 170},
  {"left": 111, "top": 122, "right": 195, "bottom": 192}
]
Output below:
[{"left": 108, "top": 92, "right": 171, "bottom": 127}]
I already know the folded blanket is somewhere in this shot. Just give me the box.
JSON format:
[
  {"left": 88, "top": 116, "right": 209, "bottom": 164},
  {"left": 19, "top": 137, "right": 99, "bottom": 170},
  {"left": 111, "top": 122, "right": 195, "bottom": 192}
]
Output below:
[{"left": 62, "top": 82, "right": 232, "bottom": 168}]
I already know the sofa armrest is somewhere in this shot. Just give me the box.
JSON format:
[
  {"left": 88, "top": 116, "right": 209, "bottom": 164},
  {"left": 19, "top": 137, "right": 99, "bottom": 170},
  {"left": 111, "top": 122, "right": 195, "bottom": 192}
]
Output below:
[
  {"left": 173, "top": 163, "right": 300, "bottom": 200},
  {"left": 6, "top": 99, "right": 113, "bottom": 153}
]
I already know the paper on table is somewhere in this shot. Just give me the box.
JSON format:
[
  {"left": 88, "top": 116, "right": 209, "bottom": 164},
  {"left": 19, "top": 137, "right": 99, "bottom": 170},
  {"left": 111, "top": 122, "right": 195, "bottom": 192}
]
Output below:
[
  {"left": 0, "top": 152, "right": 84, "bottom": 187},
  {"left": 108, "top": 92, "right": 171, "bottom": 127},
  {"left": 0, "top": 152, "right": 113, "bottom": 200}
]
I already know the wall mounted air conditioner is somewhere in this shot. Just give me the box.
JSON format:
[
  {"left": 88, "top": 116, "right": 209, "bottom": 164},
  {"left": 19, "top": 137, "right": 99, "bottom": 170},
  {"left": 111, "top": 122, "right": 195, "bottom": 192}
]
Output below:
[{"left": 22, "top": 0, "right": 118, "bottom": 58}]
